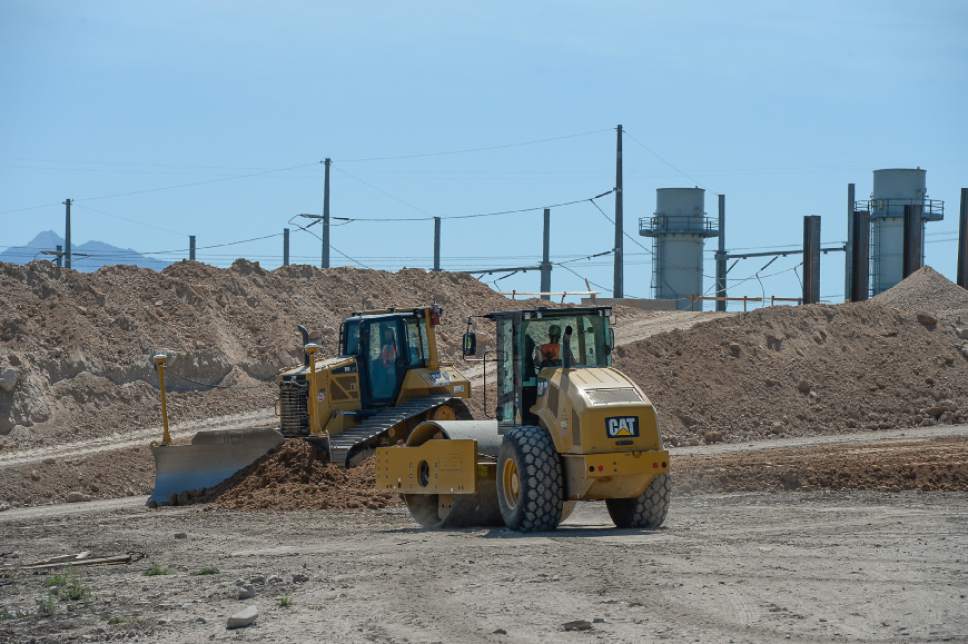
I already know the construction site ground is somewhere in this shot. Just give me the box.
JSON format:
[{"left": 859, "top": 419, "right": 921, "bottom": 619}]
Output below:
[{"left": 1, "top": 425, "right": 966, "bottom": 643}]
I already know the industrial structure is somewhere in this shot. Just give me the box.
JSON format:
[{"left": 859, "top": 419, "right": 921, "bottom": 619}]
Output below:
[
  {"left": 856, "top": 168, "right": 944, "bottom": 295},
  {"left": 639, "top": 187, "right": 719, "bottom": 310}
]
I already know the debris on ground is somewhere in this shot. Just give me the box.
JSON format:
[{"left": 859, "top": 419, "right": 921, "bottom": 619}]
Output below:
[{"left": 226, "top": 605, "right": 258, "bottom": 629}]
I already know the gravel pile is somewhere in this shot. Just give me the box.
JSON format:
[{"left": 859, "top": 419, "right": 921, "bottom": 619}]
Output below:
[
  {"left": 0, "top": 259, "right": 527, "bottom": 447},
  {"left": 615, "top": 267, "right": 968, "bottom": 446}
]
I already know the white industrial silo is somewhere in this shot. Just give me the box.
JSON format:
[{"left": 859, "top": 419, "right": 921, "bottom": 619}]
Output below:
[
  {"left": 865, "top": 168, "right": 943, "bottom": 294},
  {"left": 639, "top": 187, "right": 718, "bottom": 310}
]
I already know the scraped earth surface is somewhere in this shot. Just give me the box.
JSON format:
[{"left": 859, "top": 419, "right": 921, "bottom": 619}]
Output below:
[{"left": 1, "top": 488, "right": 965, "bottom": 643}]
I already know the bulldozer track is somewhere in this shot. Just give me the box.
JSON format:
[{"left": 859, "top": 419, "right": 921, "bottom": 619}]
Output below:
[{"left": 328, "top": 394, "right": 455, "bottom": 466}]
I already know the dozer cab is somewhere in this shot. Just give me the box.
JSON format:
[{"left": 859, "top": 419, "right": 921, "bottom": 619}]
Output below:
[
  {"left": 150, "top": 305, "right": 470, "bottom": 505},
  {"left": 375, "top": 306, "right": 671, "bottom": 531}
]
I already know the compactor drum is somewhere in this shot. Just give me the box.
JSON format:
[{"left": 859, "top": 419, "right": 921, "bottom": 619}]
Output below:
[
  {"left": 150, "top": 305, "right": 470, "bottom": 505},
  {"left": 376, "top": 306, "right": 671, "bottom": 531}
]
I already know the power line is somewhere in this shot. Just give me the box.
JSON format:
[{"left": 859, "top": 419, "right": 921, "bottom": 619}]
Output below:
[
  {"left": 309, "top": 189, "right": 614, "bottom": 223},
  {"left": 74, "top": 161, "right": 321, "bottom": 203},
  {"left": 337, "top": 127, "right": 612, "bottom": 163},
  {"left": 587, "top": 197, "right": 653, "bottom": 256},
  {"left": 622, "top": 128, "right": 707, "bottom": 190}
]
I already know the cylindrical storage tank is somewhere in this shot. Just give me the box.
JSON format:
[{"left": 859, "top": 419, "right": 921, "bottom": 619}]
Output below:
[
  {"left": 870, "top": 169, "right": 927, "bottom": 294},
  {"left": 653, "top": 188, "right": 706, "bottom": 310}
]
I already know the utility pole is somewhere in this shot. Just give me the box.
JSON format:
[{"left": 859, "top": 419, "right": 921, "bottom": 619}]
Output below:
[
  {"left": 55, "top": 244, "right": 63, "bottom": 268},
  {"left": 715, "top": 194, "right": 726, "bottom": 311},
  {"left": 540, "top": 208, "right": 551, "bottom": 300},
  {"left": 613, "top": 124, "right": 624, "bottom": 299},
  {"left": 958, "top": 188, "right": 968, "bottom": 289},
  {"left": 283, "top": 228, "right": 290, "bottom": 267},
  {"left": 322, "top": 158, "right": 331, "bottom": 268},
  {"left": 433, "top": 217, "right": 441, "bottom": 272},
  {"left": 189, "top": 235, "right": 196, "bottom": 261},
  {"left": 845, "top": 183, "right": 855, "bottom": 301},
  {"left": 63, "top": 198, "right": 72, "bottom": 270}
]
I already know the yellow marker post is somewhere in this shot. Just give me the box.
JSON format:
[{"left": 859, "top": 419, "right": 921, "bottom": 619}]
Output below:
[{"left": 153, "top": 354, "right": 171, "bottom": 445}]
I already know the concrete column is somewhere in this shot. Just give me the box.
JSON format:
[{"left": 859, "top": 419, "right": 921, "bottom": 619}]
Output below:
[
  {"left": 850, "top": 210, "right": 870, "bottom": 301},
  {"left": 802, "top": 215, "right": 821, "bottom": 304},
  {"left": 903, "top": 204, "right": 924, "bottom": 278},
  {"left": 844, "top": 183, "right": 855, "bottom": 301},
  {"left": 189, "top": 235, "right": 196, "bottom": 261}
]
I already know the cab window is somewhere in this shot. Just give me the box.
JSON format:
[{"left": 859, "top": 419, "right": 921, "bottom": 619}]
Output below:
[
  {"left": 404, "top": 317, "right": 425, "bottom": 368},
  {"left": 342, "top": 320, "right": 360, "bottom": 356}
]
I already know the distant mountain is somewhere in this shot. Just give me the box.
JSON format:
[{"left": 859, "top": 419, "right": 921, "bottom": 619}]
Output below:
[{"left": 0, "top": 230, "right": 170, "bottom": 272}]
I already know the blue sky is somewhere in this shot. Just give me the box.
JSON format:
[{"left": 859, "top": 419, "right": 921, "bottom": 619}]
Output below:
[{"left": 2, "top": 1, "right": 965, "bottom": 307}]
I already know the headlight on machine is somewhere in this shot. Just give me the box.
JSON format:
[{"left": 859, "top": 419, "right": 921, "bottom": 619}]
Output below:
[{"left": 536, "top": 378, "right": 548, "bottom": 397}]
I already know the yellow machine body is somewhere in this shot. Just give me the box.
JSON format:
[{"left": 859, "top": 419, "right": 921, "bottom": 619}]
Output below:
[{"left": 375, "top": 305, "right": 671, "bottom": 530}]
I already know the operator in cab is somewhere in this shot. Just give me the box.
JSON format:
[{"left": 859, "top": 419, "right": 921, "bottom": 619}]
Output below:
[{"left": 534, "top": 324, "right": 562, "bottom": 369}]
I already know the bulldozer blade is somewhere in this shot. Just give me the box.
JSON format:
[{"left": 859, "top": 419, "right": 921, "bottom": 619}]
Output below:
[{"left": 150, "top": 427, "right": 284, "bottom": 506}]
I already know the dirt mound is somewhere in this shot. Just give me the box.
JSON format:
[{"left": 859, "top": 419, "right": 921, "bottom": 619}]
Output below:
[
  {"left": 674, "top": 437, "right": 968, "bottom": 494},
  {"left": 615, "top": 268, "right": 968, "bottom": 446},
  {"left": 201, "top": 439, "right": 400, "bottom": 511},
  {"left": 0, "top": 260, "right": 528, "bottom": 447},
  {"left": 874, "top": 266, "right": 968, "bottom": 319}
]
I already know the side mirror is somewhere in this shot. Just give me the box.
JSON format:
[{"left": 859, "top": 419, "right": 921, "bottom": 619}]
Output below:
[{"left": 462, "top": 331, "right": 477, "bottom": 357}]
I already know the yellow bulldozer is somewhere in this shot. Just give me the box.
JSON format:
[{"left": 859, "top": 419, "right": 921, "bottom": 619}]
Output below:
[
  {"left": 375, "top": 305, "right": 671, "bottom": 531},
  {"left": 150, "top": 305, "right": 471, "bottom": 505}
]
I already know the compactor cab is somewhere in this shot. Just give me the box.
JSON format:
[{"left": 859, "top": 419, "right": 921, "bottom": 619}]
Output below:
[{"left": 376, "top": 306, "right": 671, "bottom": 532}]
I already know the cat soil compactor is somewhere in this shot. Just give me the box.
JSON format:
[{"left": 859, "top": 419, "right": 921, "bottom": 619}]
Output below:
[
  {"left": 150, "top": 305, "right": 471, "bottom": 505},
  {"left": 375, "top": 306, "right": 671, "bottom": 531}
]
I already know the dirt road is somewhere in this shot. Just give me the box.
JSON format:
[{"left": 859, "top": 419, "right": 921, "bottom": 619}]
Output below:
[{"left": 1, "top": 489, "right": 965, "bottom": 643}]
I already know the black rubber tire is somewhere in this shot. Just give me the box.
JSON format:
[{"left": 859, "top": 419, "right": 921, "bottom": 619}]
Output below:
[
  {"left": 606, "top": 474, "right": 670, "bottom": 529},
  {"left": 496, "top": 426, "right": 563, "bottom": 532}
]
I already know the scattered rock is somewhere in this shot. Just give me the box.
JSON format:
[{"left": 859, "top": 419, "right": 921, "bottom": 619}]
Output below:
[
  {"left": 173, "top": 532, "right": 187, "bottom": 540},
  {"left": 0, "top": 502, "right": 10, "bottom": 512},
  {"left": 29, "top": 470, "right": 40, "bottom": 482},
  {"left": 797, "top": 380, "right": 811, "bottom": 395},
  {"left": 780, "top": 472, "right": 801, "bottom": 490},
  {"left": 727, "top": 342, "right": 742, "bottom": 357},
  {"left": 267, "top": 575, "right": 283, "bottom": 585},
  {"left": 226, "top": 605, "right": 258, "bottom": 630},
  {"left": 292, "top": 573, "right": 309, "bottom": 584},
  {"left": 492, "top": 628, "right": 507, "bottom": 635},
  {"left": 593, "top": 618, "right": 606, "bottom": 623},
  {"left": 956, "top": 327, "right": 968, "bottom": 340},
  {"left": 237, "top": 585, "right": 255, "bottom": 600},
  {"left": 249, "top": 575, "right": 266, "bottom": 586},
  {"left": 66, "top": 491, "right": 93, "bottom": 503},
  {"left": 562, "top": 620, "right": 593, "bottom": 632},
  {"left": 0, "top": 367, "right": 18, "bottom": 392},
  {"left": 702, "top": 430, "right": 723, "bottom": 444},
  {"left": 916, "top": 312, "right": 938, "bottom": 329}
]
